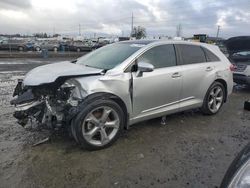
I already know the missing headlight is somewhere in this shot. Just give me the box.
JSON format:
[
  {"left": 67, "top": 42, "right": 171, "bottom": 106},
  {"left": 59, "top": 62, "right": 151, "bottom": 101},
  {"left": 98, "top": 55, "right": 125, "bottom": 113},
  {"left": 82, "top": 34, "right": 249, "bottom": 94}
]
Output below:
[{"left": 57, "top": 83, "right": 76, "bottom": 101}]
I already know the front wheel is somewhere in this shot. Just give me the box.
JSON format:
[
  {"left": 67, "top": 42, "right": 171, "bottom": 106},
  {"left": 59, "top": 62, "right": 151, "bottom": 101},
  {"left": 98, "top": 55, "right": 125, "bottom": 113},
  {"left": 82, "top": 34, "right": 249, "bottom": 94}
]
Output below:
[
  {"left": 201, "top": 82, "right": 225, "bottom": 115},
  {"left": 72, "top": 99, "right": 125, "bottom": 150}
]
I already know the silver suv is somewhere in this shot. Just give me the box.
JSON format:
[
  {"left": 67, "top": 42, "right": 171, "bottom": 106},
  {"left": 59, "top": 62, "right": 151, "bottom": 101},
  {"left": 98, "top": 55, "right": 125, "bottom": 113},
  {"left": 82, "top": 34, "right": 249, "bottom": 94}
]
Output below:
[
  {"left": 11, "top": 40, "right": 233, "bottom": 150},
  {"left": 225, "top": 36, "right": 250, "bottom": 86}
]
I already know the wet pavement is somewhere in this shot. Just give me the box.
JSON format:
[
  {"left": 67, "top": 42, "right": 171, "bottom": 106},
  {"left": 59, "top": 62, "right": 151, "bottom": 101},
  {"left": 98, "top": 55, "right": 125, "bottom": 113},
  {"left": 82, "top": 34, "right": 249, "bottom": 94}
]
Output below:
[{"left": 0, "top": 59, "right": 250, "bottom": 188}]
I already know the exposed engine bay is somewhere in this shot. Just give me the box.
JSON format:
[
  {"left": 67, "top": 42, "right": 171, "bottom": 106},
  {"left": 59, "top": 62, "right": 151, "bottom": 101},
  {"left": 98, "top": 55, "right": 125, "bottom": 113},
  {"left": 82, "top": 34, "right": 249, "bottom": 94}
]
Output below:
[
  {"left": 10, "top": 61, "right": 105, "bottom": 129},
  {"left": 11, "top": 78, "right": 85, "bottom": 129}
]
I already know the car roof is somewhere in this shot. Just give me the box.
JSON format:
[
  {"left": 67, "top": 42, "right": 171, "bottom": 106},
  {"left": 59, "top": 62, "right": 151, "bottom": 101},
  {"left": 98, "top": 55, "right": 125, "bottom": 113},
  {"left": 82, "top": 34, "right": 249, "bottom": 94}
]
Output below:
[
  {"left": 120, "top": 39, "right": 215, "bottom": 48},
  {"left": 120, "top": 40, "right": 156, "bottom": 45},
  {"left": 107, "top": 40, "right": 221, "bottom": 74}
]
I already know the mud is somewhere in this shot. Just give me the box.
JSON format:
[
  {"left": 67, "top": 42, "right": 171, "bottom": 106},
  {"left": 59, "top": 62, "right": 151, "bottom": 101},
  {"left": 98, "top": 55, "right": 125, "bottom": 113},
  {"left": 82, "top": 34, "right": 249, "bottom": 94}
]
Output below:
[{"left": 0, "top": 59, "right": 250, "bottom": 188}]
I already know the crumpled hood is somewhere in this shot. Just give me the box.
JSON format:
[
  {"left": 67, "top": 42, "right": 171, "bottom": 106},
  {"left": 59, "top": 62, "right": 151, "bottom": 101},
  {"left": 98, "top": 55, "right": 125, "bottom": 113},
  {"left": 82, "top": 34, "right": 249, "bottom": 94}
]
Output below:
[
  {"left": 225, "top": 36, "right": 250, "bottom": 54},
  {"left": 23, "top": 61, "right": 103, "bottom": 86}
]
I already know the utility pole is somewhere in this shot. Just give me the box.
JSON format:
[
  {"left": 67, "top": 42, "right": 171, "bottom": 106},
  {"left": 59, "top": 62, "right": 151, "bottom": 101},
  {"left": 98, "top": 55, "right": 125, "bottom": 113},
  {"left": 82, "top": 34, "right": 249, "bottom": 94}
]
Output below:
[
  {"left": 131, "top": 12, "right": 134, "bottom": 37},
  {"left": 216, "top": 25, "right": 221, "bottom": 40},
  {"left": 53, "top": 26, "right": 55, "bottom": 36},
  {"left": 79, "top": 24, "right": 81, "bottom": 36},
  {"left": 176, "top": 24, "right": 182, "bottom": 37}
]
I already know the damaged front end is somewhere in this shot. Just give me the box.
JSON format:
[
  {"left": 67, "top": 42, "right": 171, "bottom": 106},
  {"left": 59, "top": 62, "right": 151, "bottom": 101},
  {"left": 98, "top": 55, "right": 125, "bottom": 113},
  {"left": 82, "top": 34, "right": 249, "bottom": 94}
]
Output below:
[{"left": 10, "top": 78, "right": 83, "bottom": 129}]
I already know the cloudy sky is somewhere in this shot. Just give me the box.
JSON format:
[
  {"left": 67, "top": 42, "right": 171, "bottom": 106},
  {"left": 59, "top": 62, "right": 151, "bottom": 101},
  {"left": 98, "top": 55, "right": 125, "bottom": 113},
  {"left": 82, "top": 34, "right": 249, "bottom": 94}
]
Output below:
[{"left": 0, "top": 0, "right": 249, "bottom": 38}]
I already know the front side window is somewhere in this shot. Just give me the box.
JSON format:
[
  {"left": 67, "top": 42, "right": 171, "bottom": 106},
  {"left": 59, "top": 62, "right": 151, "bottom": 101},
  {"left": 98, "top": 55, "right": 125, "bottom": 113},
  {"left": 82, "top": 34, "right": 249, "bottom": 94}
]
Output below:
[
  {"left": 137, "top": 44, "right": 176, "bottom": 69},
  {"left": 178, "top": 44, "right": 206, "bottom": 65}
]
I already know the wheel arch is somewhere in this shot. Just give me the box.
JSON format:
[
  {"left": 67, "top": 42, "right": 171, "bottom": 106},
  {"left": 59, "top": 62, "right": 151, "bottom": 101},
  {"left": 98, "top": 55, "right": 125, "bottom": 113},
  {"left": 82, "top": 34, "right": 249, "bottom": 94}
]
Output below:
[{"left": 82, "top": 92, "right": 129, "bottom": 129}]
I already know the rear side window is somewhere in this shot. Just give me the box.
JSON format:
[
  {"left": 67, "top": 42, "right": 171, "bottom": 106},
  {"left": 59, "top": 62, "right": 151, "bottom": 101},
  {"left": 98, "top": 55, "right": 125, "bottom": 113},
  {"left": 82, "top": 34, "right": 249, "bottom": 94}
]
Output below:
[
  {"left": 202, "top": 47, "right": 220, "bottom": 62},
  {"left": 137, "top": 44, "right": 176, "bottom": 69},
  {"left": 177, "top": 44, "right": 206, "bottom": 65}
]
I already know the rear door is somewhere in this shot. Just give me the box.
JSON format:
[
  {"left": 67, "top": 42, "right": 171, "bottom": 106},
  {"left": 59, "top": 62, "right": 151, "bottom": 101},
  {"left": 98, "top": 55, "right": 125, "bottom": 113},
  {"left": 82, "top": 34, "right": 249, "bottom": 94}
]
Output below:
[
  {"left": 175, "top": 44, "right": 217, "bottom": 108},
  {"left": 132, "top": 44, "right": 182, "bottom": 119}
]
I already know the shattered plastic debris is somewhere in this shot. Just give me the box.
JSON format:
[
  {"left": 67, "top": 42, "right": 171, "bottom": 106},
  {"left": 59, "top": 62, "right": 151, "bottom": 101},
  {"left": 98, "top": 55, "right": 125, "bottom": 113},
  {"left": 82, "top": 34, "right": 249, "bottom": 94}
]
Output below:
[
  {"left": 32, "top": 137, "right": 50, "bottom": 147},
  {"left": 161, "top": 116, "right": 167, "bottom": 125},
  {"left": 137, "top": 153, "right": 145, "bottom": 159}
]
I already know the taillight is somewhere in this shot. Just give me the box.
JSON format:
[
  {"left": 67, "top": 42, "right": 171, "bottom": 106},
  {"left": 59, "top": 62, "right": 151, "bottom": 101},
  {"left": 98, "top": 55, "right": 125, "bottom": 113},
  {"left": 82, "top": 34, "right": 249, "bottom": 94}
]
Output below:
[{"left": 230, "top": 64, "right": 237, "bottom": 71}]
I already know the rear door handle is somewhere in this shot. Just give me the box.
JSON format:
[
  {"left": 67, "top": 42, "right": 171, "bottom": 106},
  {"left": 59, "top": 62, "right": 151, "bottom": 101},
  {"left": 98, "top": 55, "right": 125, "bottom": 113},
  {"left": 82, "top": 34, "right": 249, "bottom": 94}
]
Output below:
[
  {"left": 172, "top": 72, "right": 181, "bottom": 78},
  {"left": 206, "top": 66, "right": 213, "bottom": 71}
]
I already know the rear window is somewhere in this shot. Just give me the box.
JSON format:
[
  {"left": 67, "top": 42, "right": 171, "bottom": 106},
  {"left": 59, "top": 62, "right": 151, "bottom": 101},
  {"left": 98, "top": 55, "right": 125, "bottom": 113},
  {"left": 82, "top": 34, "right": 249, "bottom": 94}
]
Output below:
[
  {"left": 202, "top": 47, "right": 220, "bottom": 62},
  {"left": 177, "top": 44, "right": 206, "bottom": 65}
]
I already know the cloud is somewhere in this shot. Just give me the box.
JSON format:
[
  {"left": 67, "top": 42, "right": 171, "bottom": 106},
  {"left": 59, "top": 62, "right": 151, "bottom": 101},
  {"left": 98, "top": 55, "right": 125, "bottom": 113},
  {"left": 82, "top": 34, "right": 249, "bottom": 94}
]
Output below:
[
  {"left": 0, "top": 0, "right": 31, "bottom": 10},
  {"left": 0, "top": 0, "right": 249, "bottom": 38}
]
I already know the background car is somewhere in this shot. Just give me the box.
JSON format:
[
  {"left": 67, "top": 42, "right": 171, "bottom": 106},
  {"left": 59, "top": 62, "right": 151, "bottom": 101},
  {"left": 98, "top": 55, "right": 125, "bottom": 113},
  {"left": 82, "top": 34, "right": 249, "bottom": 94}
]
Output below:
[
  {"left": 0, "top": 39, "right": 28, "bottom": 51},
  {"left": 225, "top": 36, "right": 250, "bottom": 86},
  {"left": 220, "top": 143, "right": 250, "bottom": 188},
  {"left": 34, "top": 40, "right": 60, "bottom": 52},
  {"left": 69, "top": 40, "right": 92, "bottom": 52}
]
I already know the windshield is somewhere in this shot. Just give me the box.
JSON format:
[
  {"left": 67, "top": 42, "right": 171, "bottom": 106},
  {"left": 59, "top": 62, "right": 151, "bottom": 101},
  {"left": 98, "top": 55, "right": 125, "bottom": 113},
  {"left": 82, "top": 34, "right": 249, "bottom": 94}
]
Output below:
[
  {"left": 76, "top": 43, "right": 144, "bottom": 70},
  {"left": 233, "top": 51, "right": 250, "bottom": 57}
]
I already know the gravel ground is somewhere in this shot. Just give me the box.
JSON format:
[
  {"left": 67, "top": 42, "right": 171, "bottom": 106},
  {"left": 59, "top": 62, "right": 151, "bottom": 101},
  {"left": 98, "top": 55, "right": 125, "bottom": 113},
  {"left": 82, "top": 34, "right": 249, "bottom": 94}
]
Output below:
[{"left": 0, "top": 59, "right": 249, "bottom": 188}]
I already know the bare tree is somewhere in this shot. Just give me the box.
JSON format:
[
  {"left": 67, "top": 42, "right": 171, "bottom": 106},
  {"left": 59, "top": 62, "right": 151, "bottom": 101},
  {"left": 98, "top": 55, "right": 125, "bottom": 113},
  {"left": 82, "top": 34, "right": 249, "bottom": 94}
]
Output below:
[{"left": 131, "top": 26, "right": 146, "bottom": 39}]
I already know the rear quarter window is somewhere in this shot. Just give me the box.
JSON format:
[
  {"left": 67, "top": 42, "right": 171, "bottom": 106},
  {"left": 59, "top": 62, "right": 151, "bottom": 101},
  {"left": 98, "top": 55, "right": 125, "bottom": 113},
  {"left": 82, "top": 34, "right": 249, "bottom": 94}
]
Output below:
[
  {"left": 177, "top": 44, "right": 206, "bottom": 65},
  {"left": 202, "top": 47, "right": 220, "bottom": 62}
]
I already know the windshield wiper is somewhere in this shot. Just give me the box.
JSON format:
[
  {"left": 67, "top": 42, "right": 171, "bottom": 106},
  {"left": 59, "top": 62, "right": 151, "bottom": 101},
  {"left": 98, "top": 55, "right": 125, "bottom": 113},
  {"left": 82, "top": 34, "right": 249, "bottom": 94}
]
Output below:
[
  {"left": 84, "top": 64, "right": 108, "bottom": 72},
  {"left": 71, "top": 59, "right": 77, "bottom": 64}
]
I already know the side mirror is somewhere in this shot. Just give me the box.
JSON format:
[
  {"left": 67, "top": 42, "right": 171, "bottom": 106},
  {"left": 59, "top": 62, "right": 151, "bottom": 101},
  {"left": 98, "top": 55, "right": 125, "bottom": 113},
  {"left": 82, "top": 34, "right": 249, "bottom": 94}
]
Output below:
[{"left": 136, "top": 62, "right": 154, "bottom": 77}]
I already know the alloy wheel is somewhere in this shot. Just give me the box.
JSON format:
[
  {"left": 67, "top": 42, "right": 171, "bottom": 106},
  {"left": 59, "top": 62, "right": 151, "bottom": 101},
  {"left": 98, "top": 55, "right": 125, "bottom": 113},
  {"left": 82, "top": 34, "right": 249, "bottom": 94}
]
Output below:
[
  {"left": 82, "top": 106, "right": 120, "bottom": 146},
  {"left": 208, "top": 86, "right": 223, "bottom": 113}
]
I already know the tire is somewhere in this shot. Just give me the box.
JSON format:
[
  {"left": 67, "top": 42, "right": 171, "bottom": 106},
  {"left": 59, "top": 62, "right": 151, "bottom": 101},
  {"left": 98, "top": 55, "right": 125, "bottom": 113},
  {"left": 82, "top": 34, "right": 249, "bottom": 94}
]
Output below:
[
  {"left": 201, "top": 81, "right": 225, "bottom": 115},
  {"left": 70, "top": 118, "right": 79, "bottom": 143},
  {"left": 244, "top": 100, "right": 250, "bottom": 111},
  {"left": 18, "top": 46, "right": 24, "bottom": 51},
  {"left": 72, "top": 98, "right": 125, "bottom": 150}
]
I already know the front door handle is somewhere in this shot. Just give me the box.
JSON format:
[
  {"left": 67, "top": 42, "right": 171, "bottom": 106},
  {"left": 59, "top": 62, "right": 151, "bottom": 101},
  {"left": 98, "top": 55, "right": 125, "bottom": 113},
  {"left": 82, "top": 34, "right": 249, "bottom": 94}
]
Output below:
[
  {"left": 206, "top": 66, "right": 213, "bottom": 71},
  {"left": 172, "top": 72, "right": 181, "bottom": 78}
]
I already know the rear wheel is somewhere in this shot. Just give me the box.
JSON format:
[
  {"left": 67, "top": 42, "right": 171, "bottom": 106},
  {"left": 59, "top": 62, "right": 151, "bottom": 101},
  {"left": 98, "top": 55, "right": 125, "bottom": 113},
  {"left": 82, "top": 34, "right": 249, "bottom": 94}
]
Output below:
[
  {"left": 201, "top": 82, "right": 225, "bottom": 115},
  {"left": 72, "top": 99, "right": 124, "bottom": 150}
]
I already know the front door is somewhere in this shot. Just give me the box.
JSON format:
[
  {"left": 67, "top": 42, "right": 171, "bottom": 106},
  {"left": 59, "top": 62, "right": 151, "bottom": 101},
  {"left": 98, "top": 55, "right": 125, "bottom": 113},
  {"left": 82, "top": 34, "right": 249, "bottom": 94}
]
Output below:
[{"left": 132, "top": 44, "right": 182, "bottom": 119}]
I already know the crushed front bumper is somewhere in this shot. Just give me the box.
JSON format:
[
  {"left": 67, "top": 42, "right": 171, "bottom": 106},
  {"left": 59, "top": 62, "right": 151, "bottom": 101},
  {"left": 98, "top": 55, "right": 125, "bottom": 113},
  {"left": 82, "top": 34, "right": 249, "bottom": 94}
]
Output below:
[{"left": 11, "top": 81, "right": 45, "bottom": 126}]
